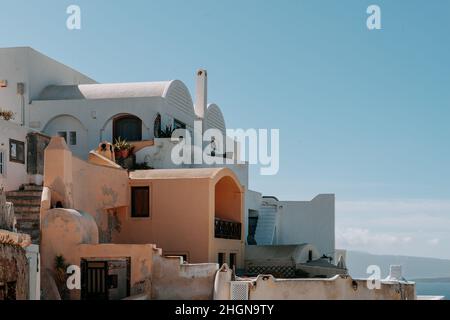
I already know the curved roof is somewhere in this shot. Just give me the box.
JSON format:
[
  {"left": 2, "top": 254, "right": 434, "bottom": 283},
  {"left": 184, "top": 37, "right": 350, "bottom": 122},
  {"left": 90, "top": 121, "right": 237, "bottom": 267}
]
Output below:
[
  {"left": 37, "top": 80, "right": 180, "bottom": 101},
  {"left": 205, "top": 103, "right": 226, "bottom": 135}
]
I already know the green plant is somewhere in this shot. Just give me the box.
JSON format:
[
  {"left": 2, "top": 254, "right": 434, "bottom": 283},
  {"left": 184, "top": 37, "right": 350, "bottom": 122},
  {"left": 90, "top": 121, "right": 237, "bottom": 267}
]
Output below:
[
  {"left": 158, "top": 125, "right": 174, "bottom": 138},
  {"left": 0, "top": 109, "right": 15, "bottom": 121},
  {"left": 54, "top": 255, "right": 70, "bottom": 299},
  {"left": 114, "top": 137, "right": 132, "bottom": 151}
]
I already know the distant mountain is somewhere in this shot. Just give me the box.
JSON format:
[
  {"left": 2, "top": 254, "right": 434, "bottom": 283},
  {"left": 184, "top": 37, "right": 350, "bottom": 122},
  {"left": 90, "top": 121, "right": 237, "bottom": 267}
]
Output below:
[{"left": 346, "top": 251, "right": 450, "bottom": 280}]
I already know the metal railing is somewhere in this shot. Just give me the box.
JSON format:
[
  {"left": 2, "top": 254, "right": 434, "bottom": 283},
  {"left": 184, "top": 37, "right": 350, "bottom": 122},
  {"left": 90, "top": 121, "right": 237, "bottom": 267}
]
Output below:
[{"left": 214, "top": 218, "right": 241, "bottom": 240}]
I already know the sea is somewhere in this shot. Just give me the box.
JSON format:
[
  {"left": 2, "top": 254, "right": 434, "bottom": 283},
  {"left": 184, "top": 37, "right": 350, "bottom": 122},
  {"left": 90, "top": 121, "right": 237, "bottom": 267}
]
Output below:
[{"left": 415, "top": 281, "right": 450, "bottom": 300}]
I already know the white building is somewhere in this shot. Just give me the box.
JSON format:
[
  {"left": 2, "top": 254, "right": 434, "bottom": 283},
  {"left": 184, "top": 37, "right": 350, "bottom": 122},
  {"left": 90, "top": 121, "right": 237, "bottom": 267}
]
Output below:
[
  {"left": 246, "top": 193, "right": 337, "bottom": 260},
  {"left": 0, "top": 47, "right": 341, "bottom": 273}
]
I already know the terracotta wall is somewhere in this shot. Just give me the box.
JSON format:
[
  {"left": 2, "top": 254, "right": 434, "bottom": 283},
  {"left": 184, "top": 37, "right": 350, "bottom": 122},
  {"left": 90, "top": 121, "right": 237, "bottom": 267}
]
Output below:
[
  {"left": 40, "top": 208, "right": 154, "bottom": 299},
  {"left": 114, "top": 178, "right": 211, "bottom": 264},
  {"left": 76, "top": 244, "right": 154, "bottom": 297},
  {"left": 71, "top": 157, "right": 128, "bottom": 242},
  {"left": 44, "top": 137, "right": 129, "bottom": 242}
]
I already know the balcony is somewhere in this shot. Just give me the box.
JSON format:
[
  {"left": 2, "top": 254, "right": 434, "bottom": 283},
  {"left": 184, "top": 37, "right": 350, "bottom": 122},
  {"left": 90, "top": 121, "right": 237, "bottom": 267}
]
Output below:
[{"left": 214, "top": 218, "right": 242, "bottom": 240}]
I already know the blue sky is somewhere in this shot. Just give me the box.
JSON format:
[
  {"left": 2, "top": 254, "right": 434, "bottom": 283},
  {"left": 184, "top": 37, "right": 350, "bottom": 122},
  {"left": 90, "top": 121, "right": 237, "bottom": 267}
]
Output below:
[{"left": 1, "top": 0, "right": 450, "bottom": 259}]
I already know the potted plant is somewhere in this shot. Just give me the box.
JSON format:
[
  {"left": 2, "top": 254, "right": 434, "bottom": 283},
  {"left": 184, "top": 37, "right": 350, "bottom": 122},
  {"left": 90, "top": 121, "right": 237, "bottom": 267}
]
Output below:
[
  {"left": 114, "top": 137, "right": 132, "bottom": 159},
  {"left": 0, "top": 109, "right": 15, "bottom": 121}
]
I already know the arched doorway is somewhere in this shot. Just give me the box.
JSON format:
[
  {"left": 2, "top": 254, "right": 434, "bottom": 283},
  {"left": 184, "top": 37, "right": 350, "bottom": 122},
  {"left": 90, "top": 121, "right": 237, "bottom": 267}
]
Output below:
[{"left": 113, "top": 115, "right": 142, "bottom": 142}]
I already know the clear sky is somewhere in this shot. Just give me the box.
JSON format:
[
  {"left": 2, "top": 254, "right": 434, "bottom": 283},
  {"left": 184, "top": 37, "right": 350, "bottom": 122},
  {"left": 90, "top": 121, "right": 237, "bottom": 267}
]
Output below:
[{"left": 1, "top": 0, "right": 450, "bottom": 259}]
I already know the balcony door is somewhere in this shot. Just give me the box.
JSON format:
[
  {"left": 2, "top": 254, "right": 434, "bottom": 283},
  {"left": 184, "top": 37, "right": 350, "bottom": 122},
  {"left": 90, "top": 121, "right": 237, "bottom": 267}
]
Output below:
[{"left": 113, "top": 115, "right": 142, "bottom": 142}]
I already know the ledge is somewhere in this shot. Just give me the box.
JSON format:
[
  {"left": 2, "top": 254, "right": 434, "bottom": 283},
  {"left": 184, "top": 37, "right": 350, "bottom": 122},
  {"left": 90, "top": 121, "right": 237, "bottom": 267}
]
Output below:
[{"left": 0, "top": 229, "right": 32, "bottom": 247}]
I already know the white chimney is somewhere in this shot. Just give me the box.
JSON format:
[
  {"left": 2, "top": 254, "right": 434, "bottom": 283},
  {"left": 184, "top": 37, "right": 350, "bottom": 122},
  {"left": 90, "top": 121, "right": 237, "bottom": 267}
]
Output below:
[
  {"left": 195, "top": 69, "right": 207, "bottom": 120},
  {"left": 385, "top": 265, "right": 403, "bottom": 282}
]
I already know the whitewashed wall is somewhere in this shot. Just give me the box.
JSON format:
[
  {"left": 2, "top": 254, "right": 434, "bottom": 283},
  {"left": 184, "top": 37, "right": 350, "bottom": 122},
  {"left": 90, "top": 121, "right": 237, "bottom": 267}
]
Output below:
[
  {"left": 0, "top": 47, "right": 95, "bottom": 126},
  {"left": 277, "top": 194, "right": 335, "bottom": 257}
]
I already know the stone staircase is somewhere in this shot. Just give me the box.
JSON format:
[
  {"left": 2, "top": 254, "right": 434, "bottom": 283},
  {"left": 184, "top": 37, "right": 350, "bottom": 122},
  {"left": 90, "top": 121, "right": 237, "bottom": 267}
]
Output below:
[{"left": 6, "top": 184, "right": 42, "bottom": 244}]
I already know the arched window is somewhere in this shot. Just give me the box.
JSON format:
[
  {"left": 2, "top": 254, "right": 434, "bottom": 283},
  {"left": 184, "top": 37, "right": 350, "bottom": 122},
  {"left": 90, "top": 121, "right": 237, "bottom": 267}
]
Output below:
[
  {"left": 154, "top": 113, "right": 162, "bottom": 138},
  {"left": 113, "top": 115, "right": 142, "bottom": 142}
]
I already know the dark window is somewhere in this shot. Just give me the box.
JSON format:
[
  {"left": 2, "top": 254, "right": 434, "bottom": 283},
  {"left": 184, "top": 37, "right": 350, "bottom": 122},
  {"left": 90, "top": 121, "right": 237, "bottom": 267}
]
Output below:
[
  {"left": 229, "top": 253, "right": 237, "bottom": 269},
  {"left": 9, "top": 139, "right": 25, "bottom": 164},
  {"left": 0, "top": 150, "right": 4, "bottom": 175},
  {"left": 57, "top": 131, "right": 67, "bottom": 142},
  {"left": 247, "top": 215, "right": 258, "bottom": 245},
  {"left": 108, "top": 274, "right": 118, "bottom": 289},
  {"left": 218, "top": 253, "right": 225, "bottom": 266},
  {"left": 69, "top": 131, "right": 77, "bottom": 145},
  {"left": 154, "top": 113, "right": 162, "bottom": 138},
  {"left": 113, "top": 115, "right": 142, "bottom": 142},
  {"left": 308, "top": 250, "right": 313, "bottom": 261},
  {"left": 6, "top": 281, "right": 17, "bottom": 300},
  {"left": 131, "top": 186, "right": 150, "bottom": 218}
]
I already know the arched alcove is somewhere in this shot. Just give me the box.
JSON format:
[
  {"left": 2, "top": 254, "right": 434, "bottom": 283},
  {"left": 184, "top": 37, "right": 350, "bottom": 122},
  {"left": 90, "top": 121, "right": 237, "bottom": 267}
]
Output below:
[
  {"left": 214, "top": 176, "right": 242, "bottom": 223},
  {"left": 43, "top": 114, "right": 88, "bottom": 159}
]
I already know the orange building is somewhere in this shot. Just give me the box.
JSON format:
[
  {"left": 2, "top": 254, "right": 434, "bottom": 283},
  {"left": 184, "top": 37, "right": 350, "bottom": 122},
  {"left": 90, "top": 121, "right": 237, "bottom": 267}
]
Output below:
[
  {"left": 114, "top": 168, "right": 245, "bottom": 268},
  {"left": 42, "top": 137, "right": 245, "bottom": 274}
]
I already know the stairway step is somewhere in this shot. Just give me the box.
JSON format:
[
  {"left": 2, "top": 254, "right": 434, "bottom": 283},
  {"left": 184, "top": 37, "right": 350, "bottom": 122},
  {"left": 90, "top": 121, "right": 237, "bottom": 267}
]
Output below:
[
  {"left": 12, "top": 206, "right": 40, "bottom": 213},
  {"left": 16, "top": 220, "right": 39, "bottom": 230},
  {"left": 15, "top": 213, "right": 40, "bottom": 221},
  {"left": 14, "top": 213, "right": 41, "bottom": 222},
  {"left": 6, "top": 198, "right": 41, "bottom": 206},
  {"left": 6, "top": 191, "right": 42, "bottom": 197},
  {"left": 23, "top": 185, "right": 43, "bottom": 191}
]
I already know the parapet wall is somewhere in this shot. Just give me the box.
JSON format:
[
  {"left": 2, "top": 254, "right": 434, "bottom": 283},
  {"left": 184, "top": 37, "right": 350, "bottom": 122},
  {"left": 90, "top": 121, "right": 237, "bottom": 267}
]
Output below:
[
  {"left": 151, "top": 254, "right": 218, "bottom": 300},
  {"left": 214, "top": 269, "right": 416, "bottom": 300}
]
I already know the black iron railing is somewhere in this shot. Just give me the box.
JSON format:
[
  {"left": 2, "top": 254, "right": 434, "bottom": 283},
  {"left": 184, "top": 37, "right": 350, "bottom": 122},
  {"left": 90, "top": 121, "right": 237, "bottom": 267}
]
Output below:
[{"left": 215, "top": 218, "right": 241, "bottom": 240}]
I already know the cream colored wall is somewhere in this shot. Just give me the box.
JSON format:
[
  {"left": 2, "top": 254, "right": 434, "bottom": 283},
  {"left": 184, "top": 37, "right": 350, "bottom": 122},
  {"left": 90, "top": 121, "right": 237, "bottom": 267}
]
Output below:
[
  {"left": 215, "top": 272, "right": 416, "bottom": 300},
  {"left": 247, "top": 275, "right": 416, "bottom": 300},
  {"left": 210, "top": 238, "right": 244, "bottom": 269},
  {"left": 43, "top": 137, "right": 74, "bottom": 207},
  {"left": 77, "top": 244, "right": 154, "bottom": 297},
  {"left": 151, "top": 254, "right": 218, "bottom": 300}
]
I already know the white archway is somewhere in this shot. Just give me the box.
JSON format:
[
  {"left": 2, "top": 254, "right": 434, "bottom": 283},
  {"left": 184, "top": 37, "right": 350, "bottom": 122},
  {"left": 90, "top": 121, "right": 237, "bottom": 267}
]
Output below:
[{"left": 43, "top": 114, "right": 88, "bottom": 159}]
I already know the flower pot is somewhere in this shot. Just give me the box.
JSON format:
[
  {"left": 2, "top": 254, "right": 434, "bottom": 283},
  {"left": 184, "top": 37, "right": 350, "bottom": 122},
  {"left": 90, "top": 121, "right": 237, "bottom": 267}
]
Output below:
[
  {"left": 115, "top": 151, "right": 121, "bottom": 159},
  {"left": 119, "top": 149, "right": 130, "bottom": 159}
]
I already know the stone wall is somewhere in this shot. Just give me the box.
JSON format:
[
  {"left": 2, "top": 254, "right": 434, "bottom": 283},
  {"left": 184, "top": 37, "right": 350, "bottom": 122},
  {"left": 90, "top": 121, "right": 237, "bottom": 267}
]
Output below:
[{"left": 0, "top": 242, "right": 29, "bottom": 300}]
